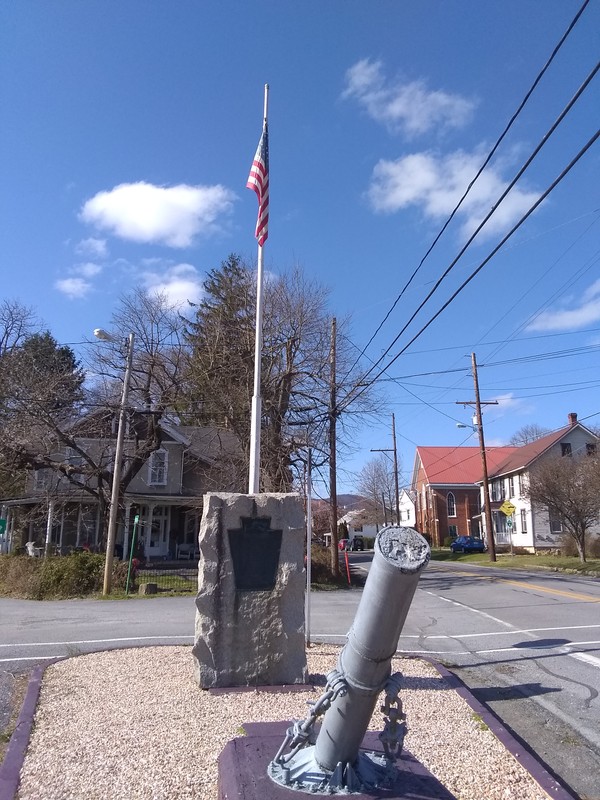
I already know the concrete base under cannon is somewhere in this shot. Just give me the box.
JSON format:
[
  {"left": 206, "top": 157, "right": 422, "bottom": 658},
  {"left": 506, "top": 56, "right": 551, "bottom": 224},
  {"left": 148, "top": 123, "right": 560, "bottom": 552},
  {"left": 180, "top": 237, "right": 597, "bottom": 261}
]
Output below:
[{"left": 218, "top": 721, "right": 456, "bottom": 799}]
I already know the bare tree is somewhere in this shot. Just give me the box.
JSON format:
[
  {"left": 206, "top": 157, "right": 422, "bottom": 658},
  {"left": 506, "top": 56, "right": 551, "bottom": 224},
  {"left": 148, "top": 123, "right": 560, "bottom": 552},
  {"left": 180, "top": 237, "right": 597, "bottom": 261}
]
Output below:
[
  {"left": 83, "top": 289, "right": 190, "bottom": 539},
  {"left": 182, "top": 256, "right": 383, "bottom": 494},
  {"left": 0, "top": 299, "right": 40, "bottom": 357},
  {"left": 356, "top": 454, "right": 398, "bottom": 526},
  {"left": 0, "top": 291, "right": 191, "bottom": 546},
  {"left": 524, "top": 454, "right": 600, "bottom": 562},
  {"left": 509, "top": 424, "right": 549, "bottom": 446}
]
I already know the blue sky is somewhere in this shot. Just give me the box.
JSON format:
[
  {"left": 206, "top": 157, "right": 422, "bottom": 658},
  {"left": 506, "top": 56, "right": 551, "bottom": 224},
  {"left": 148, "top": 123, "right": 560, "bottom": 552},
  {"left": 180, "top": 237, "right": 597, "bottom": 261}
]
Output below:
[{"left": 2, "top": 1, "right": 599, "bottom": 496}]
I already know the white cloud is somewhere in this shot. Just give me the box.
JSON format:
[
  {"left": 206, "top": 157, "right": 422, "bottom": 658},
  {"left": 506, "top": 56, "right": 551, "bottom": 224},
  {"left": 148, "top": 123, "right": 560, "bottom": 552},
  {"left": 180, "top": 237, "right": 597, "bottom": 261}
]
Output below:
[
  {"left": 141, "top": 262, "right": 204, "bottom": 308},
  {"left": 342, "top": 59, "right": 475, "bottom": 136},
  {"left": 527, "top": 279, "right": 600, "bottom": 332},
  {"left": 55, "top": 277, "right": 92, "bottom": 299},
  {"left": 75, "top": 237, "right": 108, "bottom": 258},
  {"left": 489, "top": 393, "right": 534, "bottom": 420},
  {"left": 80, "top": 182, "right": 236, "bottom": 248},
  {"left": 75, "top": 261, "right": 103, "bottom": 278},
  {"left": 367, "top": 149, "right": 539, "bottom": 240}
]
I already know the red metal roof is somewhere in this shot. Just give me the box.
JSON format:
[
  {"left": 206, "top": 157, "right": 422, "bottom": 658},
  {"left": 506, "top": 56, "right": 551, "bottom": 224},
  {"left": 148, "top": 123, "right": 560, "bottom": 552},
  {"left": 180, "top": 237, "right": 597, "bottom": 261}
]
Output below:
[
  {"left": 416, "top": 445, "right": 518, "bottom": 485},
  {"left": 487, "top": 425, "right": 572, "bottom": 477}
]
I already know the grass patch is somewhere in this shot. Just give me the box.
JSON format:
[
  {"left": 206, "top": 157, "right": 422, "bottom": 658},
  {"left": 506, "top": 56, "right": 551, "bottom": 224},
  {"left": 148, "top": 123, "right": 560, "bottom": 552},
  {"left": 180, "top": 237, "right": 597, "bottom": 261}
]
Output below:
[
  {"left": 0, "top": 673, "right": 29, "bottom": 763},
  {"left": 471, "top": 712, "right": 489, "bottom": 731},
  {"left": 429, "top": 549, "right": 600, "bottom": 575}
]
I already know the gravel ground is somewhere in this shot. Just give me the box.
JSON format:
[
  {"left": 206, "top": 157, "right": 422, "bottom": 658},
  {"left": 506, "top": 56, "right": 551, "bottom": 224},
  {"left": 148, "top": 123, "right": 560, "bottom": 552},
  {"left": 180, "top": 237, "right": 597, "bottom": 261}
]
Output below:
[{"left": 16, "top": 645, "right": 549, "bottom": 800}]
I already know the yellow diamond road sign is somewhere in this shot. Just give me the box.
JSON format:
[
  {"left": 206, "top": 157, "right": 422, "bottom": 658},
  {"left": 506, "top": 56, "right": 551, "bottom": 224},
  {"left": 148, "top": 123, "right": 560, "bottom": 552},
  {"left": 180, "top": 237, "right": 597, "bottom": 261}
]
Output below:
[{"left": 500, "top": 501, "right": 516, "bottom": 516}]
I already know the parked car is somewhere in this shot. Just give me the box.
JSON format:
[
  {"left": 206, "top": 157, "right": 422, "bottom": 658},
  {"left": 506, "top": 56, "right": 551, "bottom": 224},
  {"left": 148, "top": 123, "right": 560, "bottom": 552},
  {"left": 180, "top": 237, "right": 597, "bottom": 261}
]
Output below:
[
  {"left": 338, "top": 538, "right": 349, "bottom": 551},
  {"left": 450, "top": 536, "right": 485, "bottom": 553},
  {"left": 350, "top": 536, "right": 365, "bottom": 551}
]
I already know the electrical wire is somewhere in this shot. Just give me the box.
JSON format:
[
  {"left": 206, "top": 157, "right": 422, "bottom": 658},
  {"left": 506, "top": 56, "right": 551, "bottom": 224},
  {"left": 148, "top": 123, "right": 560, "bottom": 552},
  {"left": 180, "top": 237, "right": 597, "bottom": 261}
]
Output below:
[
  {"left": 347, "top": 60, "right": 600, "bottom": 395},
  {"left": 341, "top": 0, "right": 593, "bottom": 381},
  {"left": 339, "top": 125, "right": 600, "bottom": 413}
]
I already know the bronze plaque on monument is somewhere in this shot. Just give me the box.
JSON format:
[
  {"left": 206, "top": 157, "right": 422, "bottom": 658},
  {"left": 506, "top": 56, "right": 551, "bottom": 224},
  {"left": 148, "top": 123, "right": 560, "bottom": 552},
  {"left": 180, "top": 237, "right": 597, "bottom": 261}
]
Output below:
[{"left": 228, "top": 516, "right": 282, "bottom": 592}]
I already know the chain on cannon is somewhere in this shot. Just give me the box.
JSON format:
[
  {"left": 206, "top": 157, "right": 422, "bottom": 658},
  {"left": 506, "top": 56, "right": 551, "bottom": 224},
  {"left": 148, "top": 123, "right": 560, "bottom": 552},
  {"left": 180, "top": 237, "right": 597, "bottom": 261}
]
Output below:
[
  {"left": 271, "top": 670, "right": 347, "bottom": 772},
  {"left": 268, "top": 525, "right": 430, "bottom": 795},
  {"left": 379, "top": 672, "right": 406, "bottom": 761}
]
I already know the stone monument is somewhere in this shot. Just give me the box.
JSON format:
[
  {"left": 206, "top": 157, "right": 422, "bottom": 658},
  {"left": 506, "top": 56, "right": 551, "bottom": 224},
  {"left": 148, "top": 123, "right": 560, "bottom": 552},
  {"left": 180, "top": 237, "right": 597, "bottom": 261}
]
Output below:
[{"left": 192, "top": 492, "right": 307, "bottom": 688}]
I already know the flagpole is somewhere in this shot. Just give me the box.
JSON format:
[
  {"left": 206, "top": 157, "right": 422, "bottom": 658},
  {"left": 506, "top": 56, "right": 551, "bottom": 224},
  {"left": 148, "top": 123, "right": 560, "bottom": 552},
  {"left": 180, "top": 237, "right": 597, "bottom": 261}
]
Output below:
[{"left": 248, "top": 83, "right": 269, "bottom": 494}]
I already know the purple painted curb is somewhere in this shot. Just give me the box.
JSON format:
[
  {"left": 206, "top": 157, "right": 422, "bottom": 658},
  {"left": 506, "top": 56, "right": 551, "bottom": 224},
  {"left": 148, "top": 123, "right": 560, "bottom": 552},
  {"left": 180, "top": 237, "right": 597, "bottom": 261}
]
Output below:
[
  {"left": 424, "top": 658, "right": 577, "bottom": 800},
  {"left": 0, "top": 666, "right": 44, "bottom": 800}
]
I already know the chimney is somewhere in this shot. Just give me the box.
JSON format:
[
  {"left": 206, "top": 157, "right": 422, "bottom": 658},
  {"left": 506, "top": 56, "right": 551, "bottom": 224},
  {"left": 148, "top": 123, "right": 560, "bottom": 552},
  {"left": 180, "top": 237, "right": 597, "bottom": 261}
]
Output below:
[{"left": 568, "top": 412, "right": 578, "bottom": 426}]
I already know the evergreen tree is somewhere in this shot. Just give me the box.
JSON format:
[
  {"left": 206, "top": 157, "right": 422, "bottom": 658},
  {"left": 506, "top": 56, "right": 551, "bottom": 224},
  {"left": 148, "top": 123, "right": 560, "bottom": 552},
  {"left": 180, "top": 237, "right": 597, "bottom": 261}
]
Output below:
[{"left": 182, "top": 255, "right": 332, "bottom": 491}]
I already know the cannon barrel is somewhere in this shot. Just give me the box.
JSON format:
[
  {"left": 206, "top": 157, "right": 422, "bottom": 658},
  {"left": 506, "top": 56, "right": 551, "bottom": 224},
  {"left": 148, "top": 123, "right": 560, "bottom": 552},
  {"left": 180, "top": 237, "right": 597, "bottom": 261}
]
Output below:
[
  {"left": 314, "top": 525, "right": 430, "bottom": 770},
  {"left": 268, "top": 525, "right": 430, "bottom": 793}
]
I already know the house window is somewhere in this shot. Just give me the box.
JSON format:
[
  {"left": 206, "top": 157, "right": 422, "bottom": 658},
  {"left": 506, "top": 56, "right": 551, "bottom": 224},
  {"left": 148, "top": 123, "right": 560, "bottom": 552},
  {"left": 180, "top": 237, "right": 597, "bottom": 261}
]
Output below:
[
  {"left": 561, "top": 442, "right": 572, "bottom": 457},
  {"left": 34, "top": 469, "right": 50, "bottom": 490},
  {"left": 586, "top": 443, "right": 596, "bottom": 456},
  {"left": 508, "top": 476, "right": 515, "bottom": 498},
  {"left": 520, "top": 509, "right": 527, "bottom": 534},
  {"left": 548, "top": 509, "right": 563, "bottom": 533},
  {"left": 66, "top": 447, "right": 85, "bottom": 484},
  {"left": 149, "top": 449, "right": 168, "bottom": 485},
  {"left": 491, "top": 479, "right": 505, "bottom": 502},
  {"left": 448, "top": 524, "right": 458, "bottom": 538},
  {"left": 447, "top": 492, "right": 456, "bottom": 518}
]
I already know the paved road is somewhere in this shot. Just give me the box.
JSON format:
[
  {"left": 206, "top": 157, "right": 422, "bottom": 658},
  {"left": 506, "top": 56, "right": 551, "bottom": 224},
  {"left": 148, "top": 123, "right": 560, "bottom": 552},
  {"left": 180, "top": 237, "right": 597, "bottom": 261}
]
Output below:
[
  {"left": 336, "top": 556, "right": 600, "bottom": 799},
  {"left": 2, "top": 559, "right": 600, "bottom": 797}
]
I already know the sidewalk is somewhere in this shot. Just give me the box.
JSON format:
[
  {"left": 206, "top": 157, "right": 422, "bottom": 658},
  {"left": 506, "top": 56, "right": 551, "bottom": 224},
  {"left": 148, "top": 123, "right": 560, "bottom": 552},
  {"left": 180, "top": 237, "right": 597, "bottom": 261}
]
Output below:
[{"left": 0, "top": 645, "right": 575, "bottom": 800}]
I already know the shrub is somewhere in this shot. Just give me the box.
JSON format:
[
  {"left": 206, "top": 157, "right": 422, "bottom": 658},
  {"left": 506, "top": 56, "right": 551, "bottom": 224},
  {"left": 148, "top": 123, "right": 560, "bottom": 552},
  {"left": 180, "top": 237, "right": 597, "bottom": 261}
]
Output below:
[
  {"left": 420, "top": 533, "right": 432, "bottom": 546},
  {"left": 443, "top": 536, "right": 455, "bottom": 548},
  {"left": 0, "top": 554, "right": 44, "bottom": 598},
  {"left": 363, "top": 537, "right": 375, "bottom": 550},
  {"left": 0, "top": 553, "right": 129, "bottom": 599},
  {"left": 589, "top": 536, "right": 600, "bottom": 558},
  {"left": 560, "top": 533, "right": 600, "bottom": 558},
  {"left": 309, "top": 544, "right": 348, "bottom": 588}
]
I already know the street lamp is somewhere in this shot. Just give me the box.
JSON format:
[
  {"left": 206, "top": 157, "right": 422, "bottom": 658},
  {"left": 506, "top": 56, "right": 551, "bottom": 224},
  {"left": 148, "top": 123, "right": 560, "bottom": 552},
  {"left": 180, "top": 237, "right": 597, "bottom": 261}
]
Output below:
[{"left": 94, "top": 328, "right": 135, "bottom": 594}]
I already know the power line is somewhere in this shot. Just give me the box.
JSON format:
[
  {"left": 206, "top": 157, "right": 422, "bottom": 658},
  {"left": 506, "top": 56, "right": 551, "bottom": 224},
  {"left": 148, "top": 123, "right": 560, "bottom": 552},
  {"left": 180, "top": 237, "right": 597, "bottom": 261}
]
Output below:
[
  {"left": 341, "top": 0, "right": 593, "bottom": 381},
  {"left": 347, "top": 60, "right": 600, "bottom": 396},
  {"left": 340, "top": 124, "right": 600, "bottom": 412}
]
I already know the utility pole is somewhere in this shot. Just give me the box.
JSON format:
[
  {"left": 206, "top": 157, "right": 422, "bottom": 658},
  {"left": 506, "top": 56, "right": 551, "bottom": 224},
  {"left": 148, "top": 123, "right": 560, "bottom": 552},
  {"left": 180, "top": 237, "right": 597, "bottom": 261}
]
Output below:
[
  {"left": 371, "top": 413, "right": 400, "bottom": 524},
  {"left": 305, "top": 447, "right": 312, "bottom": 646},
  {"left": 456, "top": 352, "right": 498, "bottom": 562},
  {"left": 328, "top": 317, "right": 339, "bottom": 577},
  {"left": 392, "top": 413, "right": 400, "bottom": 525}
]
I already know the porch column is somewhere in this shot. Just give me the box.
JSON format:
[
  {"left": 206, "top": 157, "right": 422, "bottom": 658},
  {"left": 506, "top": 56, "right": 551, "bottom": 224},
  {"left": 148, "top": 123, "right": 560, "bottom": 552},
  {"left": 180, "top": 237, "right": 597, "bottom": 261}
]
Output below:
[
  {"left": 146, "top": 504, "right": 155, "bottom": 563},
  {"left": 58, "top": 506, "right": 64, "bottom": 553},
  {"left": 44, "top": 501, "right": 55, "bottom": 558},
  {"left": 94, "top": 505, "right": 101, "bottom": 549},
  {"left": 123, "top": 502, "right": 132, "bottom": 561},
  {"left": 76, "top": 507, "right": 82, "bottom": 548}
]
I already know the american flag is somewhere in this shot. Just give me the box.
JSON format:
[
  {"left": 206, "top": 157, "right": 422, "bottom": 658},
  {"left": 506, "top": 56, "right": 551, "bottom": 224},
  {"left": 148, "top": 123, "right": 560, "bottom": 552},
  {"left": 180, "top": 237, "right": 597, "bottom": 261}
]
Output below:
[{"left": 247, "top": 124, "right": 269, "bottom": 246}]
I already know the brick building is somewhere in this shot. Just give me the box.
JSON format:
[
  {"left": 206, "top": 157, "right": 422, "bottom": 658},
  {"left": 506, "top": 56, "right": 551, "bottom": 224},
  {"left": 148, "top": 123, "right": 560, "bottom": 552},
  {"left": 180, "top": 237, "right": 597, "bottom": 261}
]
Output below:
[{"left": 411, "top": 445, "right": 516, "bottom": 547}]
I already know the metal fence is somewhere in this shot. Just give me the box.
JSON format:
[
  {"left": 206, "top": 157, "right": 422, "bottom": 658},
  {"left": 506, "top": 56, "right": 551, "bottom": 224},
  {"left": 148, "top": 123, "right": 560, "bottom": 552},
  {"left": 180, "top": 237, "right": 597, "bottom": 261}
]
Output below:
[{"left": 131, "top": 565, "right": 198, "bottom": 594}]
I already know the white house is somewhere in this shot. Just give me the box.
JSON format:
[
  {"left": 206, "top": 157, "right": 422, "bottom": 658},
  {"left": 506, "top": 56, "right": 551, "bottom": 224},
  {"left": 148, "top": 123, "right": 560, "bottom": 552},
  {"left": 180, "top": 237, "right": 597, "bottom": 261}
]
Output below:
[
  {"left": 479, "top": 413, "right": 599, "bottom": 552},
  {"left": 398, "top": 489, "right": 416, "bottom": 527},
  {"left": 338, "top": 508, "right": 379, "bottom": 542}
]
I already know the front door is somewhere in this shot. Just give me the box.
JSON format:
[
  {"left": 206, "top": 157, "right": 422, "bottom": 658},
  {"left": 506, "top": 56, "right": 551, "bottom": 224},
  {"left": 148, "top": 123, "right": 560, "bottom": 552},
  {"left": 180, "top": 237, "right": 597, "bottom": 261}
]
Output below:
[{"left": 142, "top": 505, "right": 170, "bottom": 559}]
